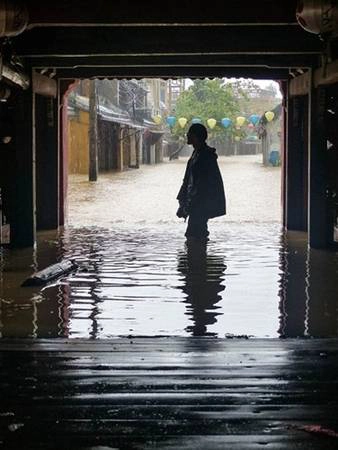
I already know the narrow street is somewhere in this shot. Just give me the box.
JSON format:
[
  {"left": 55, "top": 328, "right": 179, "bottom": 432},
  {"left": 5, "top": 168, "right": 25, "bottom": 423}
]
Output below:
[{"left": 68, "top": 154, "right": 281, "bottom": 227}]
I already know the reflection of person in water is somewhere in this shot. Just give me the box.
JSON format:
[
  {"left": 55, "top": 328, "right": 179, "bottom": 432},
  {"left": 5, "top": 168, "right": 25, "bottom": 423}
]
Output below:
[{"left": 177, "top": 242, "right": 226, "bottom": 336}]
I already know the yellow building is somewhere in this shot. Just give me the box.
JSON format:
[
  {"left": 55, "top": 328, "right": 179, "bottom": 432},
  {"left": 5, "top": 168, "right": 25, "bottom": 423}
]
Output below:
[
  {"left": 67, "top": 98, "right": 142, "bottom": 174},
  {"left": 68, "top": 110, "right": 90, "bottom": 174}
]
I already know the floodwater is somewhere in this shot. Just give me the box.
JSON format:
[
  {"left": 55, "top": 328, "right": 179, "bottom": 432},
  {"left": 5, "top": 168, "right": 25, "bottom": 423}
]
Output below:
[{"left": 1, "top": 155, "right": 338, "bottom": 339}]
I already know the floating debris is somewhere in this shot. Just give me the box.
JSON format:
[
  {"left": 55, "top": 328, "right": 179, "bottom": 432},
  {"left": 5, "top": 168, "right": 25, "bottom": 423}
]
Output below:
[
  {"left": 295, "top": 425, "right": 338, "bottom": 438},
  {"left": 8, "top": 423, "right": 24, "bottom": 432},
  {"left": 21, "top": 260, "right": 77, "bottom": 286},
  {"left": 225, "top": 333, "right": 253, "bottom": 339}
]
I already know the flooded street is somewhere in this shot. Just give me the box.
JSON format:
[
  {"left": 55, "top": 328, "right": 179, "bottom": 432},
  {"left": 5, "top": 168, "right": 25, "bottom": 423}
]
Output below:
[
  {"left": 1, "top": 155, "right": 337, "bottom": 339},
  {"left": 68, "top": 155, "right": 281, "bottom": 226}
]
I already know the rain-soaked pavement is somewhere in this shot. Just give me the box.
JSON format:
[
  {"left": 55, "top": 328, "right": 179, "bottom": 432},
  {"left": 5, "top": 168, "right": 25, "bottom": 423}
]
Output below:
[{"left": 0, "top": 154, "right": 337, "bottom": 339}]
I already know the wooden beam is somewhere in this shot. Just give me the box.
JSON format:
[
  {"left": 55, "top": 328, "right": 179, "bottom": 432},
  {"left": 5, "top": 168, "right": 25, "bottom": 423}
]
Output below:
[
  {"left": 88, "top": 80, "right": 98, "bottom": 182},
  {"left": 35, "top": 95, "right": 59, "bottom": 230},
  {"left": 0, "top": 88, "right": 36, "bottom": 248},
  {"left": 26, "top": 0, "right": 298, "bottom": 26},
  {"left": 289, "top": 71, "right": 311, "bottom": 96},
  {"left": 0, "top": 64, "right": 30, "bottom": 89},
  {"left": 308, "top": 84, "right": 329, "bottom": 249},
  {"left": 314, "top": 59, "right": 338, "bottom": 86},
  {"left": 28, "top": 54, "right": 319, "bottom": 69},
  {"left": 32, "top": 71, "right": 57, "bottom": 97},
  {"left": 289, "top": 59, "right": 338, "bottom": 96},
  {"left": 13, "top": 26, "right": 323, "bottom": 57},
  {"left": 56, "top": 67, "right": 290, "bottom": 80},
  {"left": 285, "top": 95, "right": 308, "bottom": 231}
]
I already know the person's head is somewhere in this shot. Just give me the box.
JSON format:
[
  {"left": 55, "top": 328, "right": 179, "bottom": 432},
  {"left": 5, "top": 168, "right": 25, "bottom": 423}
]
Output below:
[{"left": 187, "top": 123, "right": 208, "bottom": 147}]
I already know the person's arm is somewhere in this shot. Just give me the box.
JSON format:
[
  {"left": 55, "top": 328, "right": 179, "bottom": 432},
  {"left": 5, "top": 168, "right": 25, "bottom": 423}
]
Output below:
[
  {"left": 177, "top": 182, "right": 187, "bottom": 204},
  {"left": 176, "top": 161, "right": 190, "bottom": 218},
  {"left": 176, "top": 159, "right": 191, "bottom": 205}
]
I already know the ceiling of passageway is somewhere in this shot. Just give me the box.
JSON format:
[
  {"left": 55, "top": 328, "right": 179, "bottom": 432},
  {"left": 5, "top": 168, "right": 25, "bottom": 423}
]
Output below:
[{"left": 13, "top": 0, "right": 325, "bottom": 80}]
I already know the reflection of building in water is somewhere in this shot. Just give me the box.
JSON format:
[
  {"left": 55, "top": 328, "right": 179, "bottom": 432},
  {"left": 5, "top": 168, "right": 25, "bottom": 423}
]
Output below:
[
  {"left": 177, "top": 243, "right": 226, "bottom": 337},
  {"left": 279, "top": 231, "right": 338, "bottom": 338},
  {"left": 0, "top": 230, "right": 72, "bottom": 338},
  {"left": 278, "top": 231, "right": 308, "bottom": 337}
]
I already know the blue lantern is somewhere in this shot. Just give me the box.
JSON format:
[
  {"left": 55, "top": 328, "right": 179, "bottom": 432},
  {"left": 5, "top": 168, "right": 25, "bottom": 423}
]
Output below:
[
  {"left": 249, "top": 114, "right": 260, "bottom": 126},
  {"left": 166, "top": 116, "right": 176, "bottom": 127},
  {"left": 221, "top": 118, "right": 232, "bottom": 128},
  {"left": 191, "top": 118, "right": 202, "bottom": 124}
]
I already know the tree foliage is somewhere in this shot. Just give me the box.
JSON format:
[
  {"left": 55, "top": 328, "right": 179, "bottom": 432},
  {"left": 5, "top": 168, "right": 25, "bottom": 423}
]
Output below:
[
  {"left": 172, "top": 79, "right": 241, "bottom": 138},
  {"left": 229, "top": 79, "right": 280, "bottom": 117},
  {"left": 171, "top": 78, "right": 281, "bottom": 149}
]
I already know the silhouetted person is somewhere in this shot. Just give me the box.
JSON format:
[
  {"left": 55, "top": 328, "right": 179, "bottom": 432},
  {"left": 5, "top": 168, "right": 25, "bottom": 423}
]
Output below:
[
  {"left": 177, "top": 241, "right": 226, "bottom": 336},
  {"left": 176, "top": 124, "right": 226, "bottom": 241}
]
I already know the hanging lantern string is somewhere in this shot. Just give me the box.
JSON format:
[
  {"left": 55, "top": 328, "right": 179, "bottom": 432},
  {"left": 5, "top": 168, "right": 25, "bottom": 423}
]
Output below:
[{"left": 162, "top": 114, "right": 265, "bottom": 128}]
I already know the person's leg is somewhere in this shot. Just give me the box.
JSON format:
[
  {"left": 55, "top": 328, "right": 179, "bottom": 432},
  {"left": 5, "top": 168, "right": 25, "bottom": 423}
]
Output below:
[{"left": 185, "top": 211, "right": 209, "bottom": 239}]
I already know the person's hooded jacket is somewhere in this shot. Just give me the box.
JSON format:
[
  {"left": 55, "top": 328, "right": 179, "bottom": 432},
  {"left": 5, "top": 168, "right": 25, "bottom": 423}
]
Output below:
[{"left": 177, "top": 144, "right": 226, "bottom": 219}]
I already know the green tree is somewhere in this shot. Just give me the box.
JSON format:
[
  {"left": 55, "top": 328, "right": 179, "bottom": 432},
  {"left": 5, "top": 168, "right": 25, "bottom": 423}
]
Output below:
[
  {"left": 172, "top": 79, "right": 241, "bottom": 140},
  {"left": 229, "top": 78, "right": 280, "bottom": 116}
]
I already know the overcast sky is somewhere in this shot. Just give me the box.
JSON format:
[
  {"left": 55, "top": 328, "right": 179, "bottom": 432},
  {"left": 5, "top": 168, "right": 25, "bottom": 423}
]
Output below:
[{"left": 184, "top": 78, "right": 282, "bottom": 98}]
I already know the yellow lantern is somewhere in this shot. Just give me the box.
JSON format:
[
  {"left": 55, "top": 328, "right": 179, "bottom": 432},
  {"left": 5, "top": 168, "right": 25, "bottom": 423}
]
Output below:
[
  {"left": 234, "top": 136, "right": 241, "bottom": 142},
  {"left": 207, "top": 118, "right": 217, "bottom": 129},
  {"left": 152, "top": 115, "right": 162, "bottom": 125},
  {"left": 265, "top": 111, "right": 275, "bottom": 122},
  {"left": 178, "top": 117, "right": 187, "bottom": 128},
  {"left": 236, "top": 116, "right": 246, "bottom": 127}
]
